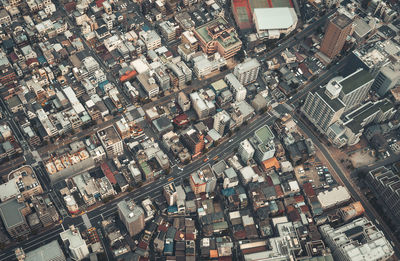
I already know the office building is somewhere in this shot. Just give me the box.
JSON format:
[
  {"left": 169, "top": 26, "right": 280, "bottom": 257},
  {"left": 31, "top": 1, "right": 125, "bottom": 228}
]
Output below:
[
  {"left": 213, "top": 110, "right": 231, "bottom": 136},
  {"left": 190, "top": 165, "right": 216, "bottom": 194},
  {"left": 301, "top": 79, "right": 346, "bottom": 132},
  {"left": 238, "top": 139, "right": 255, "bottom": 163},
  {"left": 163, "top": 182, "right": 177, "bottom": 206},
  {"left": 139, "top": 30, "right": 162, "bottom": 50},
  {"left": 189, "top": 92, "right": 215, "bottom": 119},
  {"left": 367, "top": 166, "right": 400, "bottom": 230},
  {"left": 0, "top": 198, "right": 31, "bottom": 239},
  {"left": 372, "top": 63, "right": 400, "bottom": 96},
  {"left": 117, "top": 199, "right": 145, "bottom": 237},
  {"left": 60, "top": 225, "right": 89, "bottom": 260},
  {"left": 338, "top": 68, "right": 374, "bottom": 111},
  {"left": 23, "top": 240, "right": 66, "bottom": 261},
  {"left": 177, "top": 92, "right": 191, "bottom": 112},
  {"left": 320, "top": 13, "right": 353, "bottom": 59},
  {"left": 225, "top": 73, "right": 246, "bottom": 102},
  {"left": 181, "top": 128, "right": 204, "bottom": 158},
  {"left": 194, "top": 17, "right": 242, "bottom": 59},
  {"left": 137, "top": 72, "right": 160, "bottom": 98},
  {"left": 98, "top": 126, "right": 123, "bottom": 158},
  {"left": 233, "top": 58, "right": 261, "bottom": 85},
  {"left": 250, "top": 125, "right": 275, "bottom": 163},
  {"left": 320, "top": 217, "right": 394, "bottom": 261}
]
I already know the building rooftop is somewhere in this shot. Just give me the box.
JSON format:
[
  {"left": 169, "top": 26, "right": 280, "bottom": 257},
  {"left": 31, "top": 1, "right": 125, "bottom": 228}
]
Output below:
[
  {"left": 253, "top": 8, "right": 298, "bottom": 30},
  {"left": 25, "top": 240, "right": 65, "bottom": 261},
  {"left": 117, "top": 199, "right": 144, "bottom": 223},
  {"left": 332, "top": 13, "right": 353, "bottom": 29},
  {"left": 339, "top": 69, "right": 373, "bottom": 95},
  {"left": 315, "top": 87, "right": 345, "bottom": 112},
  {"left": 98, "top": 125, "right": 121, "bottom": 145},
  {"left": 0, "top": 198, "right": 26, "bottom": 229}
]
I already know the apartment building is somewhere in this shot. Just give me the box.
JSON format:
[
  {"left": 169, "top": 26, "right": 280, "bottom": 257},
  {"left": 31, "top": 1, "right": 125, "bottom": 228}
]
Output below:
[{"left": 97, "top": 126, "right": 123, "bottom": 158}]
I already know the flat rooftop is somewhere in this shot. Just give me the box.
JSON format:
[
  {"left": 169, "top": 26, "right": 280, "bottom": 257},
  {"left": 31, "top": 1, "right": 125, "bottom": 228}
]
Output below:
[
  {"left": 253, "top": 8, "right": 297, "bottom": 30},
  {"left": 0, "top": 198, "right": 26, "bottom": 229},
  {"left": 98, "top": 125, "right": 121, "bottom": 144},
  {"left": 25, "top": 240, "right": 65, "bottom": 261},
  {"left": 332, "top": 13, "right": 353, "bottom": 29},
  {"left": 340, "top": 69, "right": 373, "bottom": 95}
]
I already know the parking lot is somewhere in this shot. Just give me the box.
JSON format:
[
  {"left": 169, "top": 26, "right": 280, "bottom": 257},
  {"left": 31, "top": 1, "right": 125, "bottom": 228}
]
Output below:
[{"left": 294, "top": 159, "right": 336, "bottom": 189}]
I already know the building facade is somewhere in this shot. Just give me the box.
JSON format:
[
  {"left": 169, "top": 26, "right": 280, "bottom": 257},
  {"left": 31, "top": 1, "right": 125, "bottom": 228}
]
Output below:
[{"left": 320, "top": 13, "right": 353, "bottom": 59}]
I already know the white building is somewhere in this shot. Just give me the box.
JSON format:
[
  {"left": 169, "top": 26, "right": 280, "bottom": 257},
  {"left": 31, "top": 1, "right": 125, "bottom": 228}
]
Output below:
[
  {"left": 189, "top": 92, "right": 215, "bottom": 119},
  {"left": 97, "top": 126, "right": 123, "bottom": 158},
  {"left": 233, "top": 58, "right": 261, "bottom": 86},
  {"left": 213, "top": 110, "right": 231, "bottom": 136},
  {"left": 60, "top": 225, "right": 89, "bottom": 261},
  {"left": 139, "top": 30, "right": 162, "bottom": 50},
  {"left": 238, "top": 139, "right": 255, "bottom": 163},
  {"left": 320, "top": 217, "right": 394, "bottom": 261},
  {"left": 317, "top": 186, "right": 351, "bottom": 209},
  {"left": 193, "top": 54, "right": 227, "bottom": 78},
  {"left": 177, "top": 92, "right": 191, "bottom": 112},
  {"left": 253, "top": 8, "right": 298, "bottom": 39},
  {"left": 225, "top": 73, "right": 246, "bottom": 102}
]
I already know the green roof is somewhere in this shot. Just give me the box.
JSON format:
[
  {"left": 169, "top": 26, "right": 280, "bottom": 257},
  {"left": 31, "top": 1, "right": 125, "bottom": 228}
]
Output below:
[
  {"left": 195, "top": 17, "right": 242, "bottom": 50},
  {"left": 0, "top": 199, "right": 26, "bottom": 229},
  {"left": 316, "top": 88, "right": 345, "bottom": 112},
  {"left": 254, "top": 125, "right": 274, "bottom": 143},
  {"left": 340, "top": 69, "right": 373, "bottom": 95}
]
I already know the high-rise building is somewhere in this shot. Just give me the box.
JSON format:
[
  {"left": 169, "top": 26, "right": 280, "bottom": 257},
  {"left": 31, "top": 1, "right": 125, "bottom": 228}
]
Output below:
[
  {"left": 213, "top": 110, "right": 231, "bottom": 136},
  {"left": 177, "top": 92, "right": 191, "bottom": 112},
  {"left": 301, "top": 79, "right": 346, "bottom": 132},
  {"left": 117, "top": 199, "right": 145, "bottom": 237},
  {"left": 233, "top": 58, "right": 261, "bottom": 85},
  {"left": 190, "top": 165, "right": 216, "bottom": 194},
  {"left": 250, "top": 125, "right": 275, "bottom": 163},
  {"left": 0, "top": 198, "right": 31, "bottom": 239},
  {"left": 60, "top": 225, "right": 89, "bottom": 261},
  {"left": 163, "top": 182, "right": 177, "bottom": 206},
  {"left": 320, "top": 13, "right": 353, "bottom": 59},
  {"left": 225, "top": 73, "right": 247, "bottom": 102},
  {"left": 97, "top": 126, "right": 123, "bottom": 158},
  {"left": 367, "top": 166, "right": 400, "bottom": 230},
  {"left": 320, "top": 217, "right": 394, "bottom": 261},
  {"left": 238, "top": 139, "right": 255, "bottom": 163},
  {"left": 372, "top": 63, "right": 400, "bottom": 96},
  {"left": 338, "top": 68, "right": 374, "bottom": 111}
]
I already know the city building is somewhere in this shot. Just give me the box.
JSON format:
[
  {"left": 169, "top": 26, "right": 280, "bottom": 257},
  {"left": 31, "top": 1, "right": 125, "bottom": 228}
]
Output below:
[
  {"left": 189, "top": 165, "right": 216, "bottom": 194},
  {"left": 139, "top": 30, "right": 162, "bottom": 50},
  {"left": 98, "top": 126, "right": 123, "bottom": 158},
  {"left": 301, "top": 79, "right": 346, "bottom": 132},
  {"left": 233, "top": 58, "right": 261, "bottom": 85},
  {"left": 253, "top": 8, "right": 298, "bottom": 39},
  {"left": 177, "top": 91, "right": 191, "bottom": 112},
  {"left": 194, "top": 17, "right": 242, "bottom": 59},
  {"left": 238, "top": 139, "right": 255, "bottom": 164},
  {"left": 193, "top": 53, "right": 227, "bottom": 78},
  {"left": 163, "top": 182, "right": 177, "bottom": 206},
  {"left": 320, "top": 13, "right": 353, "bottom": 59},
  {"left": 320, "top": 217, "right": 394, "bottom": 261},
  {"left": 225, "top": 73, "right": 246, "bottom": 102},
  {"left": 367, "top": 166, "right": 400, "bottom": 230},
  {"left": 181, "top": 128, "right": 204, "bottom": 158},
  {"left": 60, "top": 225, "right": 89, "bottom": 261},
  {"left": 213, "top": 110, "right": 231, "bottom": 136},
  {"left": 137, "top": 72, "right": 160, "bottom": 98},
  {"left": 338, "top": 68, "right": 374, "bottom": 111},
  {"left": 117, "top": 199, "right": 145, "bottom": 237},
  {"left": 23, "top": 240, "right": 66, "bottom": 261},
  {"left": 250, "top": 125, "right": 275, "bottom": 163},
  {"left": 189, "top": 92, "right": 215, "bottom": 119},
  {"left": 0, "top": 198, "right": 31, "bottom": 239},
  {"left": 372, "top": 63, "right": 400, "bottom": 96}
]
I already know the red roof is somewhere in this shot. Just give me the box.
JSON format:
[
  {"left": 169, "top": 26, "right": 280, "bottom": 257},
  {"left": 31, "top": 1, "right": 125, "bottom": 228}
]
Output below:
[
  {"left": 300, "top": 205, "right": 309, "bottom": 213},
  {"left": 303, "top": 183, "right": 315, "bottom": 197},
  {"left": 173, "top": 114, "right": 189, "bottom": 126},
  {"left": 185, "top": 233, "right": 195, "bottom": 240},
  {"left": 294, "top": 195, "right": 305, "bottom": 203},
  {"left": 274, "top": 185, "right": 284, "bottom": 198},
  {"left": 138, "top": 241, "right": 148, "bottom": 249},
  {"left": 158, "top": 224, "right": 168, "bottom": 232},
  {"left": 96, "top": 0, "right": 106, "bottom": 7},
  {"left": 101, "top": 162, "right": 116, "bottom": 184},
  {"left": 64, "top": 2, "right": 76, "bottom": 12}
]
